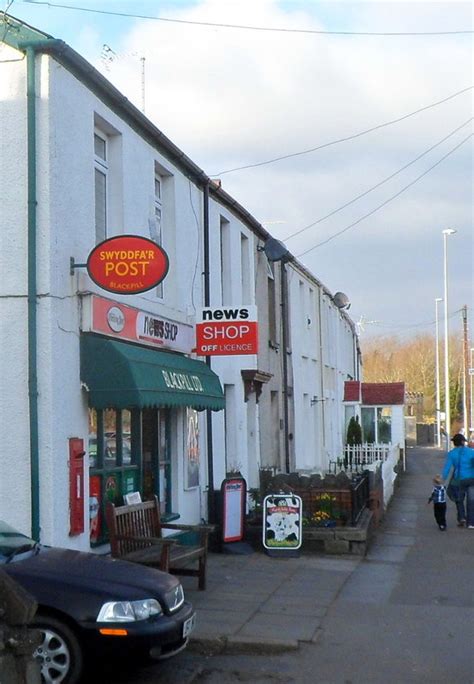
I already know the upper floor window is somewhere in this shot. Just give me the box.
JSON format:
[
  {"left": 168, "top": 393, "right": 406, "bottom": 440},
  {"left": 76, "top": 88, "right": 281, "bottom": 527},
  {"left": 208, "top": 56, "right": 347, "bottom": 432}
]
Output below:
[
  {"left": 94, "top": 131, "right": 108, "bottom": 243},
  {"left": 154, "top": 173, "right": 163, "bottom": 298},
  {"left": 240, "top": 233, "right": 250, "bottom": 304},
  {"left": 220, "top": 216, "right": 231, "bottom": 305},
  {"left": 267, "top": 261, "right": 277, "bottom": 345}
]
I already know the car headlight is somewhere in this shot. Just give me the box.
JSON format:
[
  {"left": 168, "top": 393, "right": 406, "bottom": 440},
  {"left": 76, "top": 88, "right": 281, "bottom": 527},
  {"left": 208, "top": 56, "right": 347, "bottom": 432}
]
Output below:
[
  {"left": 164, "top": 584, "right": 184, "bottom": 613},
  {"left": 96, "top": 599, "right": 163, "bottom": 623}
]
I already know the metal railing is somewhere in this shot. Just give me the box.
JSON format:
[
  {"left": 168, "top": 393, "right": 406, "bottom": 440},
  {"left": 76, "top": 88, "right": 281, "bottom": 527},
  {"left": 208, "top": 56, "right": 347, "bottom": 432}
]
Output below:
[
  {"left": 299, "top": 472, "right": 370, "bottom": 527},
  {"left": 350, "top": 473, "right": 370, "bottom": 525}
]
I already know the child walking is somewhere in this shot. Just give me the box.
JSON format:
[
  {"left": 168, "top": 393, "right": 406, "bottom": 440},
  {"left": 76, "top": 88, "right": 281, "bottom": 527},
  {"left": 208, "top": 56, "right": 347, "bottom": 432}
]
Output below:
[{"left": 428, "top": 475, "right": 447, "bottom": 530}]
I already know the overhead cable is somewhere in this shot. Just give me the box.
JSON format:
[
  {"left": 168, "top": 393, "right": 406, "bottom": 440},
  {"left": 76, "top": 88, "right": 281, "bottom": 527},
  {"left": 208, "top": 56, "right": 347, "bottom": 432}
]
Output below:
[
  {"left": 284, "top": 117, "right": 473, "bottom": 242},
  {"left": 213, "top": 86, "right": 473, "bottom": 175},
  {"left": 22, "top": 1, "right": 474, "bottom": 36},
  {"left": 296, "top": 132, "right": 473, "bottom": 256}
]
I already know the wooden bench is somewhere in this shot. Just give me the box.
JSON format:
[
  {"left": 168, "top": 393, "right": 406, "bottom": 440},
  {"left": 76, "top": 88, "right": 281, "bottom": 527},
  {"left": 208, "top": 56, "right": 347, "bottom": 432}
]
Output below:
[{"left": 105, "top": 496, "right": 213, "bottom": 590}]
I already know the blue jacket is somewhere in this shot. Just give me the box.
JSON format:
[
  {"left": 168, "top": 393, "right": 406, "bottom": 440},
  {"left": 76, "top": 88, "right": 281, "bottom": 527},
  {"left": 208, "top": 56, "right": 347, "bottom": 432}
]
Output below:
[{"left": 442, "top": 445, "right": 474, "bottom": 481}]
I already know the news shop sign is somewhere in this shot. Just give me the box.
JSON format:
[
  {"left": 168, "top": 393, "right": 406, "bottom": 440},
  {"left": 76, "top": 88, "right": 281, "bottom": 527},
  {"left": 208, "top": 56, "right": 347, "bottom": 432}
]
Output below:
[
  {"left": 196, "top": 306, "right": 258, "bottom": 356},
  {"left": 87, "top": 235, "right": 169, "bottom": 295},
  {"left": 263, "top": 494, "right": 302, "bottom": 551}
]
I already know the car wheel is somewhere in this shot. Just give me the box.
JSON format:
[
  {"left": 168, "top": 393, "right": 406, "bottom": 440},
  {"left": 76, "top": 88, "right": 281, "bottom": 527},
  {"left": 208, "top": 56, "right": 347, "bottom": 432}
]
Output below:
[{"left": 32, "top": 614, "right": 83, "bottom": 684}]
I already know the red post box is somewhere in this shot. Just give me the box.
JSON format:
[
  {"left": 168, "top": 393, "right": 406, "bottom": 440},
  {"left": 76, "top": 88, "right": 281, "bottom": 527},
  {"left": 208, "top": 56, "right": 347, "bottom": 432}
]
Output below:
[{"left": 69, "top": 438, "right": 85, "bottom": 536}]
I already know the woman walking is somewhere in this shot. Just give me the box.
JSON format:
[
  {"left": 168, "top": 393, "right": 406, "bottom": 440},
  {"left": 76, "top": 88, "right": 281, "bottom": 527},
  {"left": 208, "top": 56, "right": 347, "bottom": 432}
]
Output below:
[{"left": 442, "top": 434, "right": 474, "bottom": 528}]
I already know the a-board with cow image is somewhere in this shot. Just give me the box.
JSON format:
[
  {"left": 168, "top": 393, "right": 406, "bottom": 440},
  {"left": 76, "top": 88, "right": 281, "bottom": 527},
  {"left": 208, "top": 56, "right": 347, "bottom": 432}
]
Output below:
[{"left": 262, "top": 494, "right": 302, "bottom": 550}]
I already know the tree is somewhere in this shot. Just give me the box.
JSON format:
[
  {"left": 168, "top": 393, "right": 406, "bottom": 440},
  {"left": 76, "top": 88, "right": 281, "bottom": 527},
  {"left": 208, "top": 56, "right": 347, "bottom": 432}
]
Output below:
[
  {"left": 346, "top": 416, "right": 362, "bottom": 445},
  {"left": 361, "top": 333, "right": 463, "bottom": 427}
]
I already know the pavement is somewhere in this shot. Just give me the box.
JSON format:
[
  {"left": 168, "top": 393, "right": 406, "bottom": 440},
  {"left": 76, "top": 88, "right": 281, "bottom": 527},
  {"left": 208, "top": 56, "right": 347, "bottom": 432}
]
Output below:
[
  {"left": 106, "top": 446, "right": 474, "bottom": 682},
  {"left": 184, "top": 548, "right": 360, "bottom": 654},
  {"left": 181, "top": 445, "right": 474, "bottom": 668}
]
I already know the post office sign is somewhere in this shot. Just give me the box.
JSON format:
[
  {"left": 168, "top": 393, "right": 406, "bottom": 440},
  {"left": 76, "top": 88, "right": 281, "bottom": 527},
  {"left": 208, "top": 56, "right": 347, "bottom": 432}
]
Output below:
[{"left": 87, "top": 235, "right": 169, "bottom": 295}]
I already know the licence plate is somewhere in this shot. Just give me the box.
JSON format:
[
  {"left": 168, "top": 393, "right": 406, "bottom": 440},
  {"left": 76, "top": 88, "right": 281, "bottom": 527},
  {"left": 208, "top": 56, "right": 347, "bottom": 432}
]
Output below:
[{"left": 183, "top": 614, "right": 196, "bottom": 638}]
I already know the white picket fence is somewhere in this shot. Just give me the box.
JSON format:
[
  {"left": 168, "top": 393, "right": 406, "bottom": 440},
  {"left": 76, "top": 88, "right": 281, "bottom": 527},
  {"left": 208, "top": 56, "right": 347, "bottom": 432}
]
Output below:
[
  {"left": 329, "top": 443, "right": 392, "bottom": 474},
  {"left": 329, "top": 442, "right": 401, "bottom": 509},
  {"left": 343, "top": 443, "right": 392, "bottom": 466}
]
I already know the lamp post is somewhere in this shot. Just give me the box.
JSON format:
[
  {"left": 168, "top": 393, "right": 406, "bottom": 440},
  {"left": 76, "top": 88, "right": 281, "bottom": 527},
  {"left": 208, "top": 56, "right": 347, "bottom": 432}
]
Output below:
[
  {"left": 470, "top": 347, "right": 474, "bottom": 437},
  {"left": 442, "top": 228, "right": 456, "bottom": 445},
  {"left": 435, "top": 298, "right": 443, "bottom": 448}
]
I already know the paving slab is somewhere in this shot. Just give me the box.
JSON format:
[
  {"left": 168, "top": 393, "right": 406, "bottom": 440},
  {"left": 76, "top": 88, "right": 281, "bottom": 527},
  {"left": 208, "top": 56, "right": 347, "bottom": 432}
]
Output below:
[{"left": 237, "top": 612, "right": 321, "bottom": 642}]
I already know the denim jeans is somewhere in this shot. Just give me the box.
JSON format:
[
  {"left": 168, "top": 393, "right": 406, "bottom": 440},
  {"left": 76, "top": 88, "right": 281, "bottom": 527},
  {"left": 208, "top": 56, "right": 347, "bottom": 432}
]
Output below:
[
  {"left": 459, "top": 478, "right": 474, "bottom": 526},
  {"left": 449, "top": 484, "right": 466, "bottom": 522}
]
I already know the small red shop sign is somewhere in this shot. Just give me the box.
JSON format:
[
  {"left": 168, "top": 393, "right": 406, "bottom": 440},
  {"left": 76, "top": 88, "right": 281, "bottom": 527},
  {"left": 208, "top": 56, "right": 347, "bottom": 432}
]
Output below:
[
  {"left": 196, "top": 306, "right": 258, "bottom": 355},
  {"left": 87, "top": 235, "right": 169, "bottom": 295}
]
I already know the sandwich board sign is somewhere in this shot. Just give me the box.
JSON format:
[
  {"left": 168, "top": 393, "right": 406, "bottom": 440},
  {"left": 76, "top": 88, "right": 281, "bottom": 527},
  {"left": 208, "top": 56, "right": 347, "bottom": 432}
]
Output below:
[
  {"left": 221, "top": 477, "right": 246, "bottom": 544},
  {"left": 262, "top": 494, "right": 302, "bottom": 551}
]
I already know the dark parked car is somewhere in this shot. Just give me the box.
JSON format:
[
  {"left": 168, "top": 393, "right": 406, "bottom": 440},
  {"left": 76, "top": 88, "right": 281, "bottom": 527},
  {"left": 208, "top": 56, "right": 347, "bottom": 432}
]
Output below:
[{"left": 0, "top": 521, "right": 195, "bottom": 683}]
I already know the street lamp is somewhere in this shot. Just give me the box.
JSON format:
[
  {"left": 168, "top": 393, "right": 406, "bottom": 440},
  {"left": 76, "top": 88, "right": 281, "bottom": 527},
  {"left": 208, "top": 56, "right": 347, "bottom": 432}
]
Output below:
[
  {"left": 442, "top": 228, "right": 456, "bottom": 445},
  {"left": 470, "top": 347, "right": 474, "bottom": 437},
  {"left": 435, "top": 298, "right": 443, "bottom": 448}
]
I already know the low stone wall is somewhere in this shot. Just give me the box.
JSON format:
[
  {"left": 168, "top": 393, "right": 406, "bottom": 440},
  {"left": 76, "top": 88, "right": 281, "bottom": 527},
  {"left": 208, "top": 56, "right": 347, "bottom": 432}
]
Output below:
[
  {"left": 301, "top": 509, "right": 374, "bottom": 556},
  {"left": 245, "top": 508, "right": 374, "bottom": 557}
]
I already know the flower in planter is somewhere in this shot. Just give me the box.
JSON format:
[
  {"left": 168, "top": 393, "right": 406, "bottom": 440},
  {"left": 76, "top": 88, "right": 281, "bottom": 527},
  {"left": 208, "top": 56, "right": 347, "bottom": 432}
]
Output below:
[{"left": 310, "top": 511, "right": 333, "bottom": 526}]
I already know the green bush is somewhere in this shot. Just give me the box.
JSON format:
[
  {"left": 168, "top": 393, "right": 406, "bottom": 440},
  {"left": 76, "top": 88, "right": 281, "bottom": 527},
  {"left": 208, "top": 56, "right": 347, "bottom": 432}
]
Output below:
[{"left": 346, "top": 416, "right": 362, "bottom": 445}]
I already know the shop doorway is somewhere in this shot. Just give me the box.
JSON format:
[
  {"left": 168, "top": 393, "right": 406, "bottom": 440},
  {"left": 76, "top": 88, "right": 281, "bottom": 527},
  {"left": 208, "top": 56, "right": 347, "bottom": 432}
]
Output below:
[{"left": 142, "top": 408, "right": 172, "bottom": 515}]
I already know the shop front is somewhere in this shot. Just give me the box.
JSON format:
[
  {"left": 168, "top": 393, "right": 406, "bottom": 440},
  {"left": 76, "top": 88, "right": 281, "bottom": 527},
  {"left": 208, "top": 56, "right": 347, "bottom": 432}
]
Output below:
[{"left": 80, "top": 295, "right": 225, "bottom": 546}]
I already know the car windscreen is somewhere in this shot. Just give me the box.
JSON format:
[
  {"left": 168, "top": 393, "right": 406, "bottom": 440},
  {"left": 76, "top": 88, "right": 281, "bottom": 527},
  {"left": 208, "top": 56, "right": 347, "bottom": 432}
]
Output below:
[{"left": 0, "top": 521, "right": 36, "bottom": 557}]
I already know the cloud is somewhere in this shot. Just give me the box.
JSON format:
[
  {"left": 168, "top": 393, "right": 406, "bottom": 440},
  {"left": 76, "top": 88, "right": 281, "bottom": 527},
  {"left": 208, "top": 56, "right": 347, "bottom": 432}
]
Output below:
[{"left": 17, "top": 0, "right": 472, "bottom": 338}]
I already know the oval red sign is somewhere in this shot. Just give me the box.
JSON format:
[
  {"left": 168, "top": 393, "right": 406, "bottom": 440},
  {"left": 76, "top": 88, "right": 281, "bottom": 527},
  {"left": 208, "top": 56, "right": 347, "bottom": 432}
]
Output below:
[{"left": 87, "top": 235, "right": 169, "bottom": 295}]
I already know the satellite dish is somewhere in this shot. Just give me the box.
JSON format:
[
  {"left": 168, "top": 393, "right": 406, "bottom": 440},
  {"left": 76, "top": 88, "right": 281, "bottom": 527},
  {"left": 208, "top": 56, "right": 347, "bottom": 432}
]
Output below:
[
  {"left": 263, "top": 237, "right": 290, "bottom": 262},
  {"left": 333, "top": 292, "right": 351, "bottom": 310}
]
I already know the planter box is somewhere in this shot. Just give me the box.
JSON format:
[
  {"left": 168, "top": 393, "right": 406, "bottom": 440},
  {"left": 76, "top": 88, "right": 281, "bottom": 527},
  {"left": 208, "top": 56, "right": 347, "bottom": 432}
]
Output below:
[{"left": 245, "top": 508, "right": 374, "bottom": 557}]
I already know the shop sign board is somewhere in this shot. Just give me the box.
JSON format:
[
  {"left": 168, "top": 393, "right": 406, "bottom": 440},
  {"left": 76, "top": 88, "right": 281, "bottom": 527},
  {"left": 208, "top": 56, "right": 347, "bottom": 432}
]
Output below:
[
  {"left": 81, "top": 294, "right": 194, "bottom": 354},
  {"left": 87, "top": 235, "right": 169, "bottom": 295},
  {"left": 196, "top": 306, "right": 258, "bottom": 355},
  {"left": 262, "top": 494, "right": 302, "bottom": 550},
  {"left": 221, "top": 477, "right": 246, "bottom": 543}
]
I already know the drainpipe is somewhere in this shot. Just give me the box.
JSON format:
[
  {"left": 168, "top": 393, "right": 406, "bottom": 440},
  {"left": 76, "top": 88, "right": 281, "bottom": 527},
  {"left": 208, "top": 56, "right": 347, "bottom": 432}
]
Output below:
[
  {"left": 203, "top": 181, "right": 216, "bottom": 523},
  {"left": 280, "top": 263, "right": 291, "bottom": 473},
  {"left": 18, "top": 39, "right": 63, "bottom": 541},
  {"left": 318, "top": 289, "right": 326, "bottom": 448}
]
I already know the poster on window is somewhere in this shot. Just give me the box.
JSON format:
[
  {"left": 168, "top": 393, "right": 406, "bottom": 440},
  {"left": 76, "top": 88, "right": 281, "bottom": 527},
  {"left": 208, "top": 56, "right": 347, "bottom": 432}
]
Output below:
[{"left": 185, "top": 408, "right": 200, "bottom": 489}]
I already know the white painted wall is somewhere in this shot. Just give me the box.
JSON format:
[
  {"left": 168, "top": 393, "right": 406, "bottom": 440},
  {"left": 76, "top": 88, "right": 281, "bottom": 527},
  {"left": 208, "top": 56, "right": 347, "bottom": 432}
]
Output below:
[
  {"left": 0, "top": 47, "right": 32, "bottom": 533},
  {"left": 207, "top": 201, "right": 259, "bottom": 489},
  {"left": 0, "top": 36, "right": 360, "bottom": 549},
  {"left": 0, "top": 50, "right": 209, "bottom": 545},
  {"left": 288, "top": 263, "right": 357, "bottom": 473}
]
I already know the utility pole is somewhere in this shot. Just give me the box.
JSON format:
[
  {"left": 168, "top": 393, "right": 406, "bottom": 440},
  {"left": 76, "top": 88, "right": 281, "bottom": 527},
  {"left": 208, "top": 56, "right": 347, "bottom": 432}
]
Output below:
[
  {"left": 462, "top": 305, "right": 470, "bottom": 434},
  {"left": 435, "top": 298, "right": 442, "bottom": 447}
]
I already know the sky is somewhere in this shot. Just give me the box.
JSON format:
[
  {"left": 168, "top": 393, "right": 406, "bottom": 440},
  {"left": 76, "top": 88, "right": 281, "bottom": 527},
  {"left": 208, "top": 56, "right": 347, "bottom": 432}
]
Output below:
[{"left": 4, "top": 0, "right": 473, "bottom": 344}]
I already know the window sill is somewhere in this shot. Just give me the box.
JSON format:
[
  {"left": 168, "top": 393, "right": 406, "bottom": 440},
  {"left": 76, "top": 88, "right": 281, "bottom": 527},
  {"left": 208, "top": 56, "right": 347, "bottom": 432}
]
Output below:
[{"left": 162, "top": 512, "right": 180, "bottom": 523}]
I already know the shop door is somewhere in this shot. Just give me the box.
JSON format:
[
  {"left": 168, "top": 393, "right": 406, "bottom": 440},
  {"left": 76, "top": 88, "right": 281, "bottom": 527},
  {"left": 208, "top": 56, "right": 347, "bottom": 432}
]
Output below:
[{"left": 142, "top": 408, "right": 172, "bottom": 515}]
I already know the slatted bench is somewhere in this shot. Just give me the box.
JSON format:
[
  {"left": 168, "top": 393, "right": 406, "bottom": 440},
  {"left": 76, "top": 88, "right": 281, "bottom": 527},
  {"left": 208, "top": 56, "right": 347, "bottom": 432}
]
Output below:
[{"left": 106, "top": 496, "right": 214, "bottom": 590}]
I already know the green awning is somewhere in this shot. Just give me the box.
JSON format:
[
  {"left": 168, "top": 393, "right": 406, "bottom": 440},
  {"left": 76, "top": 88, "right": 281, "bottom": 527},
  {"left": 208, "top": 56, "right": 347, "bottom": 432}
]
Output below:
[{"left": 80, "top": 335, "right": 225, "bottom": 411}]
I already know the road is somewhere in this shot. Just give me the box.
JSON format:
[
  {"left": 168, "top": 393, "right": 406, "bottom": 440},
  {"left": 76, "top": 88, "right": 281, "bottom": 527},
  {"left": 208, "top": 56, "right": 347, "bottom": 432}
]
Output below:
[{"left": 91, "top": 447, "right": 474, "bottom": 683}]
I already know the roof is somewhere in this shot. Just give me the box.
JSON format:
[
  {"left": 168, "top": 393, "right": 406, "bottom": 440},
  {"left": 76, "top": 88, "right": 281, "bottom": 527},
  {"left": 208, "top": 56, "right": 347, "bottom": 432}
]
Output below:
[
  {"left": 344, "top": 381, "right": 405, "bottom": 405},
  {"left": 0, "top": 11, "right": 358, "bottom": 341},
  {"left": 344, "top": 381, "right": 361, "bottom": 402}
]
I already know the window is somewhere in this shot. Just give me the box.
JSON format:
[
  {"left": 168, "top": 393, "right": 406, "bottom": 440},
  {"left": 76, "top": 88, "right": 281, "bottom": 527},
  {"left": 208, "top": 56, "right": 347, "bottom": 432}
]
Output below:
[
  {"left": 88, "top": 407, "right": 137, "bottom": 546},
  {"left": 220, "top": 217, "right": 231, "bottom": 305},
  {"left": 241, "top": 233, "right": 250, "bottom": 303},
  {"left": 154, "top": 173, "right": 164, "bottom": 298},
  {"left": 361, "top": 406, "right": 392, "bottom": 444},
  {"left": 94, "top": 132, "right": 108, "bottom": 242}
]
